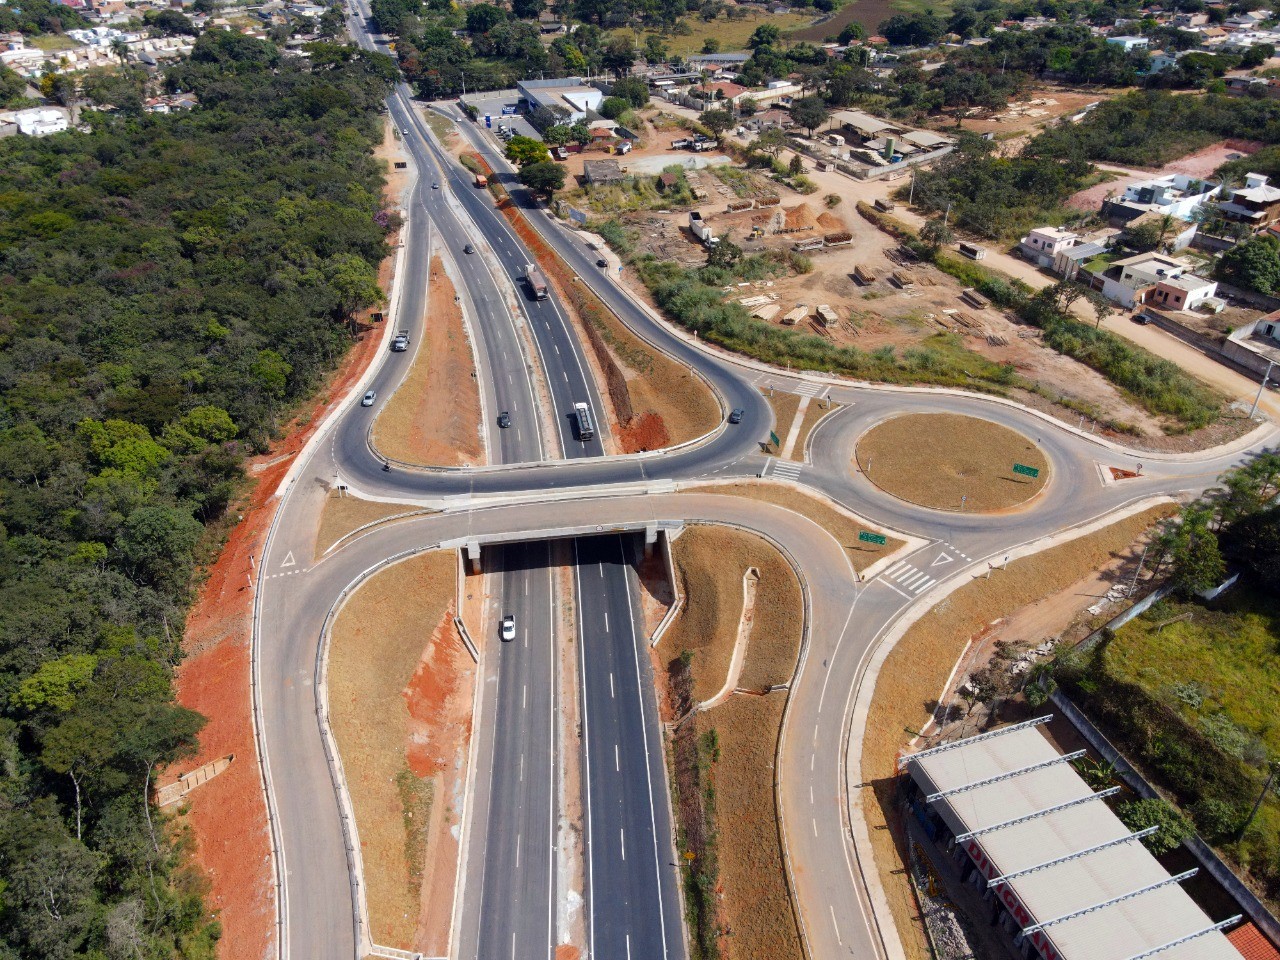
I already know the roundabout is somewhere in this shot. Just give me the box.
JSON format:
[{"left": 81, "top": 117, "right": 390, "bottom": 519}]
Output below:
[{"left": 854, "top": 412, "right": 1050, "bottom": 512}]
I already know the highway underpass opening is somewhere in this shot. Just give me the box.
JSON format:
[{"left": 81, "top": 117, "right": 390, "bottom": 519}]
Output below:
[{"left": 854, "top": 412, "right": 1050, "bottom": 512}]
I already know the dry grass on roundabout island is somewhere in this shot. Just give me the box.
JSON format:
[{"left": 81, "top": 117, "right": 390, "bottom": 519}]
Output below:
[{"left": 854, "top": 412, "right": 1049, "bottom": 512}]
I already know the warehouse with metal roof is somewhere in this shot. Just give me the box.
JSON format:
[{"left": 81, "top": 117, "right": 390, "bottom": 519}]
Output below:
[{"left": 900, "top": 717, "right": 1244, "bottom": 960}]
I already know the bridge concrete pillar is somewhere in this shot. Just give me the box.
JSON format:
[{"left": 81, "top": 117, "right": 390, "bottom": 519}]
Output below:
[
  {"left": 465, "top": 540, "right": 481, "bottom": 574},
  {"left": 643, "top": 523, "right": 658, "bottom": 559}
]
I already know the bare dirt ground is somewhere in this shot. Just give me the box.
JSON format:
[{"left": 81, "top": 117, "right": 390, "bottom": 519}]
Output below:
[
  {"left": 651, "top": 525, "right": 805, "bottom": 960},
  {"left": 928, "top": 87, "right": 1120, "bottom": 138},
  {"left": 859, "top": 504, "right": 1175, "bottom": 960},
  {"left": 314, "top": 492, "right": 424, "bottom": 559},
  {"left": 171, "top": 117, "right": 406, "bottom": 957},
  {"left": 374, "top": 255, "right": 485, "bottom": 467},
  {"left": 328, "top": 549, "right": 474, "bottom": 953},
  {"left": 1068, "top": 139, "right": 1263, "bottom": 212},
  {"left": 855, "top": 413, "right": 1049, "bottom": 512},
  {"left": 688, "top": 482, "right": 903, "bottom": 573}
]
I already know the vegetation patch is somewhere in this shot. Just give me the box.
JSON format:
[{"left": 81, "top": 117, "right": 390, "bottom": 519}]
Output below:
[
  {"left": 855, "top": 413, "right": 1049, "bottom": 512},
  {"left": 0, "top": 31, "right": 397, "bottom": 958},
  {"left": 657, "top": 525, "right": 804, "bottom": 960}
]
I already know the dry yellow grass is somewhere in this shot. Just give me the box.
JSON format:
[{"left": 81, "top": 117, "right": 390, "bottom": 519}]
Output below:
[
  {"left": 692, "top": 482, "right": 903, "bottom": 572},
  {"left": 327, "top": 550, "right": 460, "bottom": 949},
  {"left": 788, "top": 398, "right": 841, "bottom": 462},
  {"left": 658, "top": 524, "right": 805, "bottom": 960},
  {"left": 860, "top": 504, "right": 1175, "bottom": 960},
  {"left": 315, "top": 492, "right": 424, "bottom": 558},
  {"left": 374, "top": 256, "right": 484, "bottom": 467},
  {"left": 855, "top": 413, "right": 1049, "bottom": 512},
  {"left": 762, "top": 388, "right": 802, "bottom": 454}
]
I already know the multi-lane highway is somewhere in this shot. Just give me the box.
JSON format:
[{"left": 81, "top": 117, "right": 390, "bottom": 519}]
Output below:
[
  {"left": 252, "top": 11, "right": 1280, "bottom": 960},
  {"left": 574, "top": 536, "right": 684, "bottom": 960}
]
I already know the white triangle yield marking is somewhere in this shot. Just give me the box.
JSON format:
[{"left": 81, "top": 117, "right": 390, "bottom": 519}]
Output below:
[
  {"left": 930, "top": 552, "right": 954, "bottom": 568},
  {"left": 280, "top": 551, "right": 296, "bottom": 568}
]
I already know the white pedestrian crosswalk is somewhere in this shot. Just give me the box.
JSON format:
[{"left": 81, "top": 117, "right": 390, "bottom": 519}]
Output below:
[
  {"left": 879, "top": 559, "right": 937, "bottom": 596},
  {"left": 793, "top": 380, "right": 827, "bottom": 398},
  {"left": 769, "top": 458, "right": 804, "bottom": 481}
]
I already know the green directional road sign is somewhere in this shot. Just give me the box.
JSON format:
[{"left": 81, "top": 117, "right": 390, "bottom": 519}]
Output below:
[
  {"left": 1013, "top": 463, "right": 1040, "bottom": 479},
  {"left": 770, "top": 430, "right": 781, "bottom": 447},
  {"left": 858, "top": 530, "right": 888, "bottom": 545}
]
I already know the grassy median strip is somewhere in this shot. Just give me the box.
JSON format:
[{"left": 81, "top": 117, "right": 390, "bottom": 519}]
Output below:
[
  {"left": 373, "top": 255, "right": 485, "bottom": 467},
  {"left": 328, "top": 550, "right": 473, "bottom": 953},
  {"left": 656, "top": 526, "right": 805, "bottom": 960},
  {"left": 859, "top": 504, "right": 1174, "bottom": 960},
  {"left": 314, "top": 491, "right": 424, "bottom": 559}
]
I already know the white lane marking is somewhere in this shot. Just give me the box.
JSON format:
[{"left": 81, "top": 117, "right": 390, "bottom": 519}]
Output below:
[
  {"left": 610, "top": 672, "right": 615, "bottom": 699},
  {"left": 615, "top": 744, "right": 620, "bottom": 771},
  {"left": 885, "top": 560, "right": 907, "bottom": 577},
  {"left": 812, "top": 818, "right": 818, "bottom": 836},
  {"left": 913, "top": 577, "right": 937, "bottom": 595},
  {"left": 572, "top": 542, "right": 597, "bottom": 960},
  {"left": 931, "top": 551, "right": 955, "bottom": 567},
  {"left": 620, "top": 828, "right": 626, "bottom": 861},
  {"left": 516, "top": 833, "right": 521, "bottom": 869},
  {"left": 830, "top": 904, "right": 842, "bottom": 945},
  {"left": 523, "top": 684, "right": 527, "bottom": 709},
  {"left": 810, "top": 784, "right": 814, "bottom": 804},
  {"left": 604, "top": 611, "right": 609, "bottom": 632},
  {"left": 626, "top": 934, "right": 632, "bottom": 960},
  {"left": 879, "top": 579, "right": 912, "bottom": 599},
  {"left": 520, "top": 753, "right": 525, "bottom": 782}
]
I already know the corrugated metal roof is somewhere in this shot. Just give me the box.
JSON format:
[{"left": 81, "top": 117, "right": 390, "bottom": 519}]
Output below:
[{"left": 904, "top": 724, "right": 1243, "bottom": 960}]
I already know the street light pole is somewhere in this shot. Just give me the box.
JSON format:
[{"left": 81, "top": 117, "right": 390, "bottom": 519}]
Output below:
[{"left": 1249, "top": 358, "right": 1275, "bottom": 419}]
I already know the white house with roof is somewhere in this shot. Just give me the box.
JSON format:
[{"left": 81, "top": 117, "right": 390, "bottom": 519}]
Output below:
[
  {"left": 1105, "top": 34, "right": 1149, "bottom": 51},
  {"left": 1103, "top": 173, "right": 1220, "bottom": 223},
  {"left": 14, "top": 107, "right": 68, "bottom": 136},
  {"left": 1087, "top": 251, "right": 1217, "bottom": 310},
  {"left": 1019, "top": 226, "right": 1082, "bottom": 268}
]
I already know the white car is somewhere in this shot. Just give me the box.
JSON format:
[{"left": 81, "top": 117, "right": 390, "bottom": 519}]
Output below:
[
  {"left": 501, "top": 615, "right": 516, "bottom": 641},
  {"left": 361, "top": 390, "right": 376, "bottom": 407}
]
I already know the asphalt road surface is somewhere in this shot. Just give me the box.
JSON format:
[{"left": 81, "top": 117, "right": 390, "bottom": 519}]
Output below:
[
  {"left": 574, "top": 536, "right": 684, "bottom": 960},
  {"left": 253, "top": 8, "right": 1280, "bottom": 959}
]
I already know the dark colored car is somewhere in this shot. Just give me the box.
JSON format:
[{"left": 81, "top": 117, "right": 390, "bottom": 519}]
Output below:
[
  {"left": 497, "top": 411, "right": 511, "bottom": 428},
  {"left": 728, "top": 408, "right": 744, "bottom": 424},
  {"left": 464, "top": 243, "right": 474, "bottom": 254},
  {"left": 1131, "top": 313, "right": 1152, "bottom": 325},
  {"left": 596, "top": 258, "right": 608, "bottom": 268}
]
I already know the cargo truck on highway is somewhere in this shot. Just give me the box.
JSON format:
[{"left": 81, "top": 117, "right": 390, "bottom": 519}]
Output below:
[
  {"left": 523, "top": 263, "right": 549, "bottom": 300},
  {"left": 474, "top": 173, "right": 488, "bottom": 187}
]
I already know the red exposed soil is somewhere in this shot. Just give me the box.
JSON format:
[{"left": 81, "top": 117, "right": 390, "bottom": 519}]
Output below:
[
  {"left": 555, "top": 946, "right": 582, "bottom": 960},
  {"left": 1109, "top": 466, "right": 1140, "bottom": 480},
  {"left": 402, "top": 605, "right": 471, "bottom": 778},
  {"left": 618, "top": 411, "right": 670, "bottom": 452},
  {"left": 170, "top": 254, "right": 393, "bottom": 958}
]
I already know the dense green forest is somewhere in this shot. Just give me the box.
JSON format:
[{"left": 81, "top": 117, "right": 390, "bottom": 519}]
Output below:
[
  {"left": 0, "top": 0, "right": 89, "bottom": 36},
  {"left": 0, "top": 31, "right": 396, "bottom": 958}
]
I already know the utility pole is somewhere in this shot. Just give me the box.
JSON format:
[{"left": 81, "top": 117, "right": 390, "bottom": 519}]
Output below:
[
  {"left": 1249, "top": 358, "right": 1275, "bottom": 419},
  {"left": 909, "top": 167, "right": 916, "bottom": 205},
  {"left": 1239, "top": 761, "right": 1280, "bottom": 840},
  {"left": 943, "top": 200, "right": 952, "bottom": 228}
]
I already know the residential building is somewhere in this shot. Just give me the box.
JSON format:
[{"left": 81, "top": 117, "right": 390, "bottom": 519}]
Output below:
[
  {"left": 1105, "top": 34, "right": 1150, "bottom": 51},
  {"left": 1217, "top": 173, "right": 1280, "bottom": 229},
  {"left": 1224, "top": 76, "right": 1280, "bottom": 98},
  {"left": 1019, "top": 226, "right": 1082, "bottom": 268},
  {"left": 1087, "top": 251, "right": 1217, "bottom": 309},
  {"left": 517, "top": 78, "right": 603, "bottom": 124},
  {"left": 15, "top": 107, "right": 68, "bottom": 136},
  {"left": 582, "top": 159, "right": 625, "bottom": 185},
  {"left": 1102, "top": 172, "right": 1220, "bottom": 224},
  {"left": 1122, "top": 209, "right": 1199, "bottom": 251}
]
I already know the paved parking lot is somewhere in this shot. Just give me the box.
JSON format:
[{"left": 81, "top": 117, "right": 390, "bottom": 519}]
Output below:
[{"left": 460, "top": 91, "right": 541, "bottom": 141}]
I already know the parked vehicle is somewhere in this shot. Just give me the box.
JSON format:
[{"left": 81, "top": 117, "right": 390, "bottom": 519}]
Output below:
[
  {"left": 391, "top": 329, "right": 410, "bottom": 352},
  {"left": 873, "top": 198, "right": 895, "bottom": 212},
  {"left": 361, "top": 390, "right": 376, "bottom": 407},
  {"left": 1131, "top": 313, "right": 1152, "bottom": 325},
  {"left": 573, "top": 402, "right": 595, "bottom": 441},
  {"left": 523, "top": 263, "right": 549, "bottom": 300},
  {"left": 670, "top": 137, "right": 691, "bottom": 149},
  {"left": 958, "top": 241, "right": 987, "bottom": 261}
]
